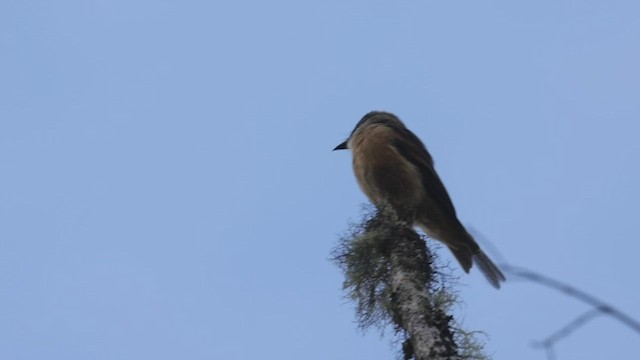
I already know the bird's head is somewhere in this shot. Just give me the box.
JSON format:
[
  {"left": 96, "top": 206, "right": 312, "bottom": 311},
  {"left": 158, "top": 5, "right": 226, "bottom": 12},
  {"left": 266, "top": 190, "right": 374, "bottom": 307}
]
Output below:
[{"left": 333, "top": 111, "right": 406, "bottom": 151}]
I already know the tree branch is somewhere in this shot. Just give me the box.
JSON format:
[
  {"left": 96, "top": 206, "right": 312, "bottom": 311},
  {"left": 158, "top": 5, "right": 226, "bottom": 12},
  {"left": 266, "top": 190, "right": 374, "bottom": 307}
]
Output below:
[
  {"left": 470, "top": 228, "right": 640, "bottom": 359},
  {"left": 531, "top": 308, "right": 603, "bottom": 360},
  {"left": 332, "top": 208, "right": 485, "bottom": 359},
  {"left": 388, "top": 224, "right": 459, "bottom": 360},
  {"left": 501, "top": 265, "right": 640, "bottom": 335}
]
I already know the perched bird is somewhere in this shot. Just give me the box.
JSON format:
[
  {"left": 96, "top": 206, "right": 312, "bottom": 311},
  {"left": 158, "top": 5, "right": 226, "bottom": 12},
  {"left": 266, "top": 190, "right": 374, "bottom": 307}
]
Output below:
[{"left": 334, "top": 111, "right": 505, "bottom": 288}]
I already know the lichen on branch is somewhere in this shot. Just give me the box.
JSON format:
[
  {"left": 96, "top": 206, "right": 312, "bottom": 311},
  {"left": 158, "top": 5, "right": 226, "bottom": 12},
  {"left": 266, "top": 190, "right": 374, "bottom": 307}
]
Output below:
[{"left": 331, "top": 206, "right": 487, "bottom": 360}]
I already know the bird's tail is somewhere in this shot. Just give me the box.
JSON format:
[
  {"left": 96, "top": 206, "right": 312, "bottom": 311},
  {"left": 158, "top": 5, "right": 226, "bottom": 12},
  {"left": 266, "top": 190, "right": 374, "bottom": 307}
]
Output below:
[
  {"left": 449, "top": 246, "right": 473, "bottom": 274},
  {"left": 448, "top": 237, "right": 506, "bottom": 289},
  {"left": 472, "top": 250, "right": 505, "bottom": 289}
]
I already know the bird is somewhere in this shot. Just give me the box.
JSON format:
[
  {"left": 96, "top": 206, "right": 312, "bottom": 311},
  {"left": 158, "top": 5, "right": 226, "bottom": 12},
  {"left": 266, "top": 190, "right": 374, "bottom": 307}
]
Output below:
[{"left": 334, "top": 111, "right": 505, "bottom": 289}]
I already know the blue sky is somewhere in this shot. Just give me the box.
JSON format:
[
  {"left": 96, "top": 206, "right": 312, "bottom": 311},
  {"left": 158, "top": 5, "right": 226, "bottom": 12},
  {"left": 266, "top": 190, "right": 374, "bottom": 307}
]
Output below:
[{"left": 1, "top": 1, "right": 639, "bottom": 359}]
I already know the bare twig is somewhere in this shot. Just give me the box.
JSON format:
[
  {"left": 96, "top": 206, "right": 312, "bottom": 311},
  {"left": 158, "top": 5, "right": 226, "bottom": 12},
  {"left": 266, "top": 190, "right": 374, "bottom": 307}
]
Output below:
[
  {"left": 501, "top": 264, "right": 640, "bottom": 335},
  {"left": 531, "top": 308, "right": 603, "bottom": 360},
  {"left": 470, "top": 228, "right": 640, "bottom": 359}
]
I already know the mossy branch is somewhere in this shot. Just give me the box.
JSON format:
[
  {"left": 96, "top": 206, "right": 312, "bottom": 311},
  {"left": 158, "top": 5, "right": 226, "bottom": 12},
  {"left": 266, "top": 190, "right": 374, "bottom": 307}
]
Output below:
[{"left": 331, "top": 206, "right": 488, "bottom": 360}]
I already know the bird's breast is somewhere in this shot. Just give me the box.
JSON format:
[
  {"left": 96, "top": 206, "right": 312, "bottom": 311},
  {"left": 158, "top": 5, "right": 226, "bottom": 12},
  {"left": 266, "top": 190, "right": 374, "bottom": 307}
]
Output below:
[{"left": 352, "top": 139, "right": 424, "bottom": 214}]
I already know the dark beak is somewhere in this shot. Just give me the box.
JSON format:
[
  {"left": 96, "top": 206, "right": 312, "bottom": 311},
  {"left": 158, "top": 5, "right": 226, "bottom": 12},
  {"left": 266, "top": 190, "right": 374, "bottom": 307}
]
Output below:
[{"left": 333, "top": 140, "right": 348, "bottom": 151}]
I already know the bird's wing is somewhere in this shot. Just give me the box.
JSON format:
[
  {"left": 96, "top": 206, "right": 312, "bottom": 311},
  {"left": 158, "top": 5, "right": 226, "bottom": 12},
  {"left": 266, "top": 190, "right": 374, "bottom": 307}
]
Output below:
[{"left": 391, "top": 128, "right": 457, "bottom": 216}]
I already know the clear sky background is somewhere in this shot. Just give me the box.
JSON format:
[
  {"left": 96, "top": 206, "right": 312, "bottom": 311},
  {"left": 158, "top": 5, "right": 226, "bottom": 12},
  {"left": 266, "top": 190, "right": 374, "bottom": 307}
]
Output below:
[{"left": 1, "top": 1, "right": 639, "bottom": 359}]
